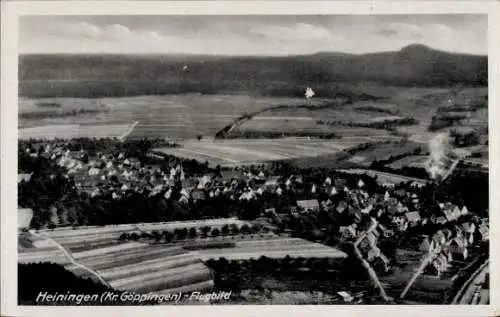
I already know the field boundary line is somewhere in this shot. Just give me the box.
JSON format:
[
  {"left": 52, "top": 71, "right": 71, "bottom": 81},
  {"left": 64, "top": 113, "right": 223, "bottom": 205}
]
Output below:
[
  {"left": 29, "top": 230, "right": 111, "bottom": 288},
  {"left": 120, "top": 121, "right": 139, "bottom": 141}
]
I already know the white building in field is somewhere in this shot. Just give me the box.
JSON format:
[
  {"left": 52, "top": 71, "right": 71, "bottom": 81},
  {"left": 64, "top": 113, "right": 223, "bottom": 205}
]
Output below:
[{"left": 18, "top": 208, "right": 33, "bottom": 230}]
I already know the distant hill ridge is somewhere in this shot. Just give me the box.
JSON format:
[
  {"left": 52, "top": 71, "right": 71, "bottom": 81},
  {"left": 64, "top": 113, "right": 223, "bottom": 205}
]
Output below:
[{"left": 19, "top": 44, "right": 487, "bottom": 98}]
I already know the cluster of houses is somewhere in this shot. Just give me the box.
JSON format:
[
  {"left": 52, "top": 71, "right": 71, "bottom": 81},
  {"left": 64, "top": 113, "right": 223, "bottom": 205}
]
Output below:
[
  {"left": 353, "top": 217, "right": 392, "bottom": 274},
  {"left": 394, "top": 218, "right": 489, "bottom": 278}
]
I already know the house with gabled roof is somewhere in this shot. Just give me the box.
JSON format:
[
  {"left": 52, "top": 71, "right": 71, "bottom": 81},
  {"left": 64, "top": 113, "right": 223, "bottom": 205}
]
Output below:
[
  {"left": 296, "top": 199, "right": 320, "bottom": 213},
  {"left": 18, "top": 173, "right": 32, "bottom": 184},
  {"left": 475, "top": 223, "right": 489, "bottom": 241},
  {"left": 404, "top": 211, "right": 421, "bottom": 226},
  {"left": 432, "top": 230, "right": 447, "bottom": 247},
  {"left": 449, "top": 237, "right": 468, "bottom": 260},
  {"left": 336, "top": 200, "right": 348, "bottom": 214},
  {"left": 18, "top": 208, "right": 33, "bottom": 230},
  {"left": 191, "top": 189, "right": 207, "bottom": 202},
  {"left": 339, "top": 225, "right": 357, "bottom": 241}
]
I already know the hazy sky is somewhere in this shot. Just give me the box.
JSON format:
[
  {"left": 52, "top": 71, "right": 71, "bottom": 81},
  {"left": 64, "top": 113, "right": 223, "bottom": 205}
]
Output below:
[{"left": 19, "top": 15, "right": 487, "bottom": 55}]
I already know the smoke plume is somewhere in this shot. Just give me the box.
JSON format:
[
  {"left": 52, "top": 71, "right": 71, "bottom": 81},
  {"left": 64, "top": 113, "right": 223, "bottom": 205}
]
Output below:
[{"left": 425, "top": 132, "right": 451, "bottom": 181}]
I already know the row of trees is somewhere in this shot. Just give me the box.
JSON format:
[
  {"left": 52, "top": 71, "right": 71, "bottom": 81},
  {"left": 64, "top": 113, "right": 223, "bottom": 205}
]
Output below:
[
  {"left": 449, "top": 129, "right": 481, "bottom": 147},
  {"left": 118, "top": 223, "right": 268, "bottom": 242},
  {"left": 317, "top": 117, "right": 419, "bottom": 130},
  {"left": 369, "top": 147, "right": 423, "bottom": 170},
  {"left": 225, "top": 130, "right": 341, "bottom": 140},
  {"left": 428, "top": 114, "right": 468, "bottom": 131},
  {"left": 19, "top": 108, "right": 103, "bottom": 120}
]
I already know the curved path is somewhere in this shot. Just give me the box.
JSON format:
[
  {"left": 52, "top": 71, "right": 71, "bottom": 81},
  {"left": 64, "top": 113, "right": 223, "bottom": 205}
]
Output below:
[{"left": 28, "top": 230, "right": 111, "bottom": 288}]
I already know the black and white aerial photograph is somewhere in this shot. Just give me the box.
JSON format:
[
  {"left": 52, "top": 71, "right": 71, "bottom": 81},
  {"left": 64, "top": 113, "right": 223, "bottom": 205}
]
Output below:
[{"left": 15, "top": 13, "right": 489, "bottom": 306}]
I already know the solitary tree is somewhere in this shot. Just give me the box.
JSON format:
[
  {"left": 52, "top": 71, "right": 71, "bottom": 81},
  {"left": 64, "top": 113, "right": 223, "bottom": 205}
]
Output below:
[
  {"left": 151, "top": 230, "right": 162, "bottom": 242},
  {"left": 230, "top": 224, "right": 240, "bottom": 235},
  {"left": 241, "top": 224, "right": 251, "bottom": 234},
  {"left": 179, "top": 228, "right": 189, "bottom": 239},
  {"left": 221, "top": 224, "right": 230, "bottom": 235},
  {"left": 251, "top": 224, "right": 262, "bottom": 234},
  {"left": 211, "top": 228, "right": 220, "bottom": 237},
  {"left": 197, "top": 135, "right": 203, "bottom": 141},
  {"left": 189, "top": 227, "right": 197, "bottom": 238},
  {"left": 201, "top": 226, "right": 211, "bottom": 237},
  {"left": 164, "top": 231, "right": 174, "bottom": 243},
  {"left": 130, "top": 233, "right": 139, "bottom": 241}
]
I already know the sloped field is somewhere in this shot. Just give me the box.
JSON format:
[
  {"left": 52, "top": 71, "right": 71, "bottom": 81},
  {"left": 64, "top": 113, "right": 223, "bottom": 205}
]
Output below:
[{"left": 19, "top": 122, "right": 136, "bottom": 140}]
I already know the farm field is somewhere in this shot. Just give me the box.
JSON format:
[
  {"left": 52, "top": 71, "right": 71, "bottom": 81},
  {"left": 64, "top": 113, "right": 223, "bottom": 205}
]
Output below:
[
  {"left": 153, "top": 136, "right": 402, "bottom": 166},
  {"left": 337, "top": 168, "right": 428, "bottom": 186},
  {"left": 344, "top": 141, "right": 424, "bottom": 166},
  {"left": 19, "top": 224, "right": 346, "bottom": 296},
  {"left": 232, "top": 104, "right": 411, "bottom": 137},
  {"left": 19, "top": 122, "right": 137, "bottom": 140},
  {"left": 194, "top": 236, "right": 347, "bottom": 261},
  {"left": 19, "top": 235, "right": 215, "bottom": 294},
  {"left": 35, "top": 217, "right": 251, "bottom": 245},
  {"left": 387, "top": 155, "right": 429, "bottom": 169},
  {"left": 19, "top": 95, "right": 326, "bottom": 139}
]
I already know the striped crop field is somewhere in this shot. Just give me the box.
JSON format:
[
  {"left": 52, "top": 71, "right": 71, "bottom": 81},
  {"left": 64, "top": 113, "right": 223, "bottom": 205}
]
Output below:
[
  {"left": 20, "top": 95, "right": 321, "bottom": 140},
  {"left": 18, "top": 230, "right": 346, "bottom": 295},
  {"left": 194, "top": 236, "right": 347, "bottom": 261},
  {"left": 19, "top": 233, "right": 215, "bottom": 294},
  {"left": 36, "top": 217, "right": 250, "bottom": 246},
  {"left": 153, "top": 135, "right": 402, "bottom": 166},
  {"left": 19, "top": 122, "right": 137, "bottom": 140},
  {"left": 233, "top": 107, "right": 405, "bottom": 136},
  {"left": 18, "top": 247, "right": 71, "bottom": 265},
  {"left": 261, "top": 107, "right": 394, "bottom": 123}
]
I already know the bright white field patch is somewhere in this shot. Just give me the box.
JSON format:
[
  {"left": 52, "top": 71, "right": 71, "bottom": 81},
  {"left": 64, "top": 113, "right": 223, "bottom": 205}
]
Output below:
[
  {"left": 368, "top": 116, "right": 403, "bottom": 123},
  {"left": 19, "top": 122, "right": 137, "bottom": 140},
  {"left": 154, "top": 138, "right": 372, "bottom": 166}
]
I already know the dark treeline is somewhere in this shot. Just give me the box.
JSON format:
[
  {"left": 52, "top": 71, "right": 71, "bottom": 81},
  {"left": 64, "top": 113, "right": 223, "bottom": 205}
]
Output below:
[
  {"left": 317, "top": 117, "right": 420, "bottom": 130},
  {"left": 20, "top": 137, "right": 179, "bottom": 160},
  {"left": 206, "top": 256, "right": 367, "bottom": 295},
  {"left": 449, "top": 129, "right": 482, "bottom": 147},
  {"left": 428, "top": 114, "right": 468, "bottom": 131},
  {"left": 355, "top": 106, "right": 399, "bottom": 116},
  {"left": 19, "top": 108, "right": 104, "bottom": 120},
  {"left": 225, "top": 131, "right": 342, "bottom": 140}
]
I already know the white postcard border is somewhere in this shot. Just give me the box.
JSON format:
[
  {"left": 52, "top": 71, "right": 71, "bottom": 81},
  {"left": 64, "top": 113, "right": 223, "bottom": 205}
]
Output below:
[{"left": 2, "top": 1, "right": 499, "bottom": 317}]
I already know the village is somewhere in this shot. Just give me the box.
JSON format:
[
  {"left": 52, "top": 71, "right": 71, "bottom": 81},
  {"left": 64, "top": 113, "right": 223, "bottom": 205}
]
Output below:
[{"left": 17, "top": 137, "right": 489, "bottom": 304}]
